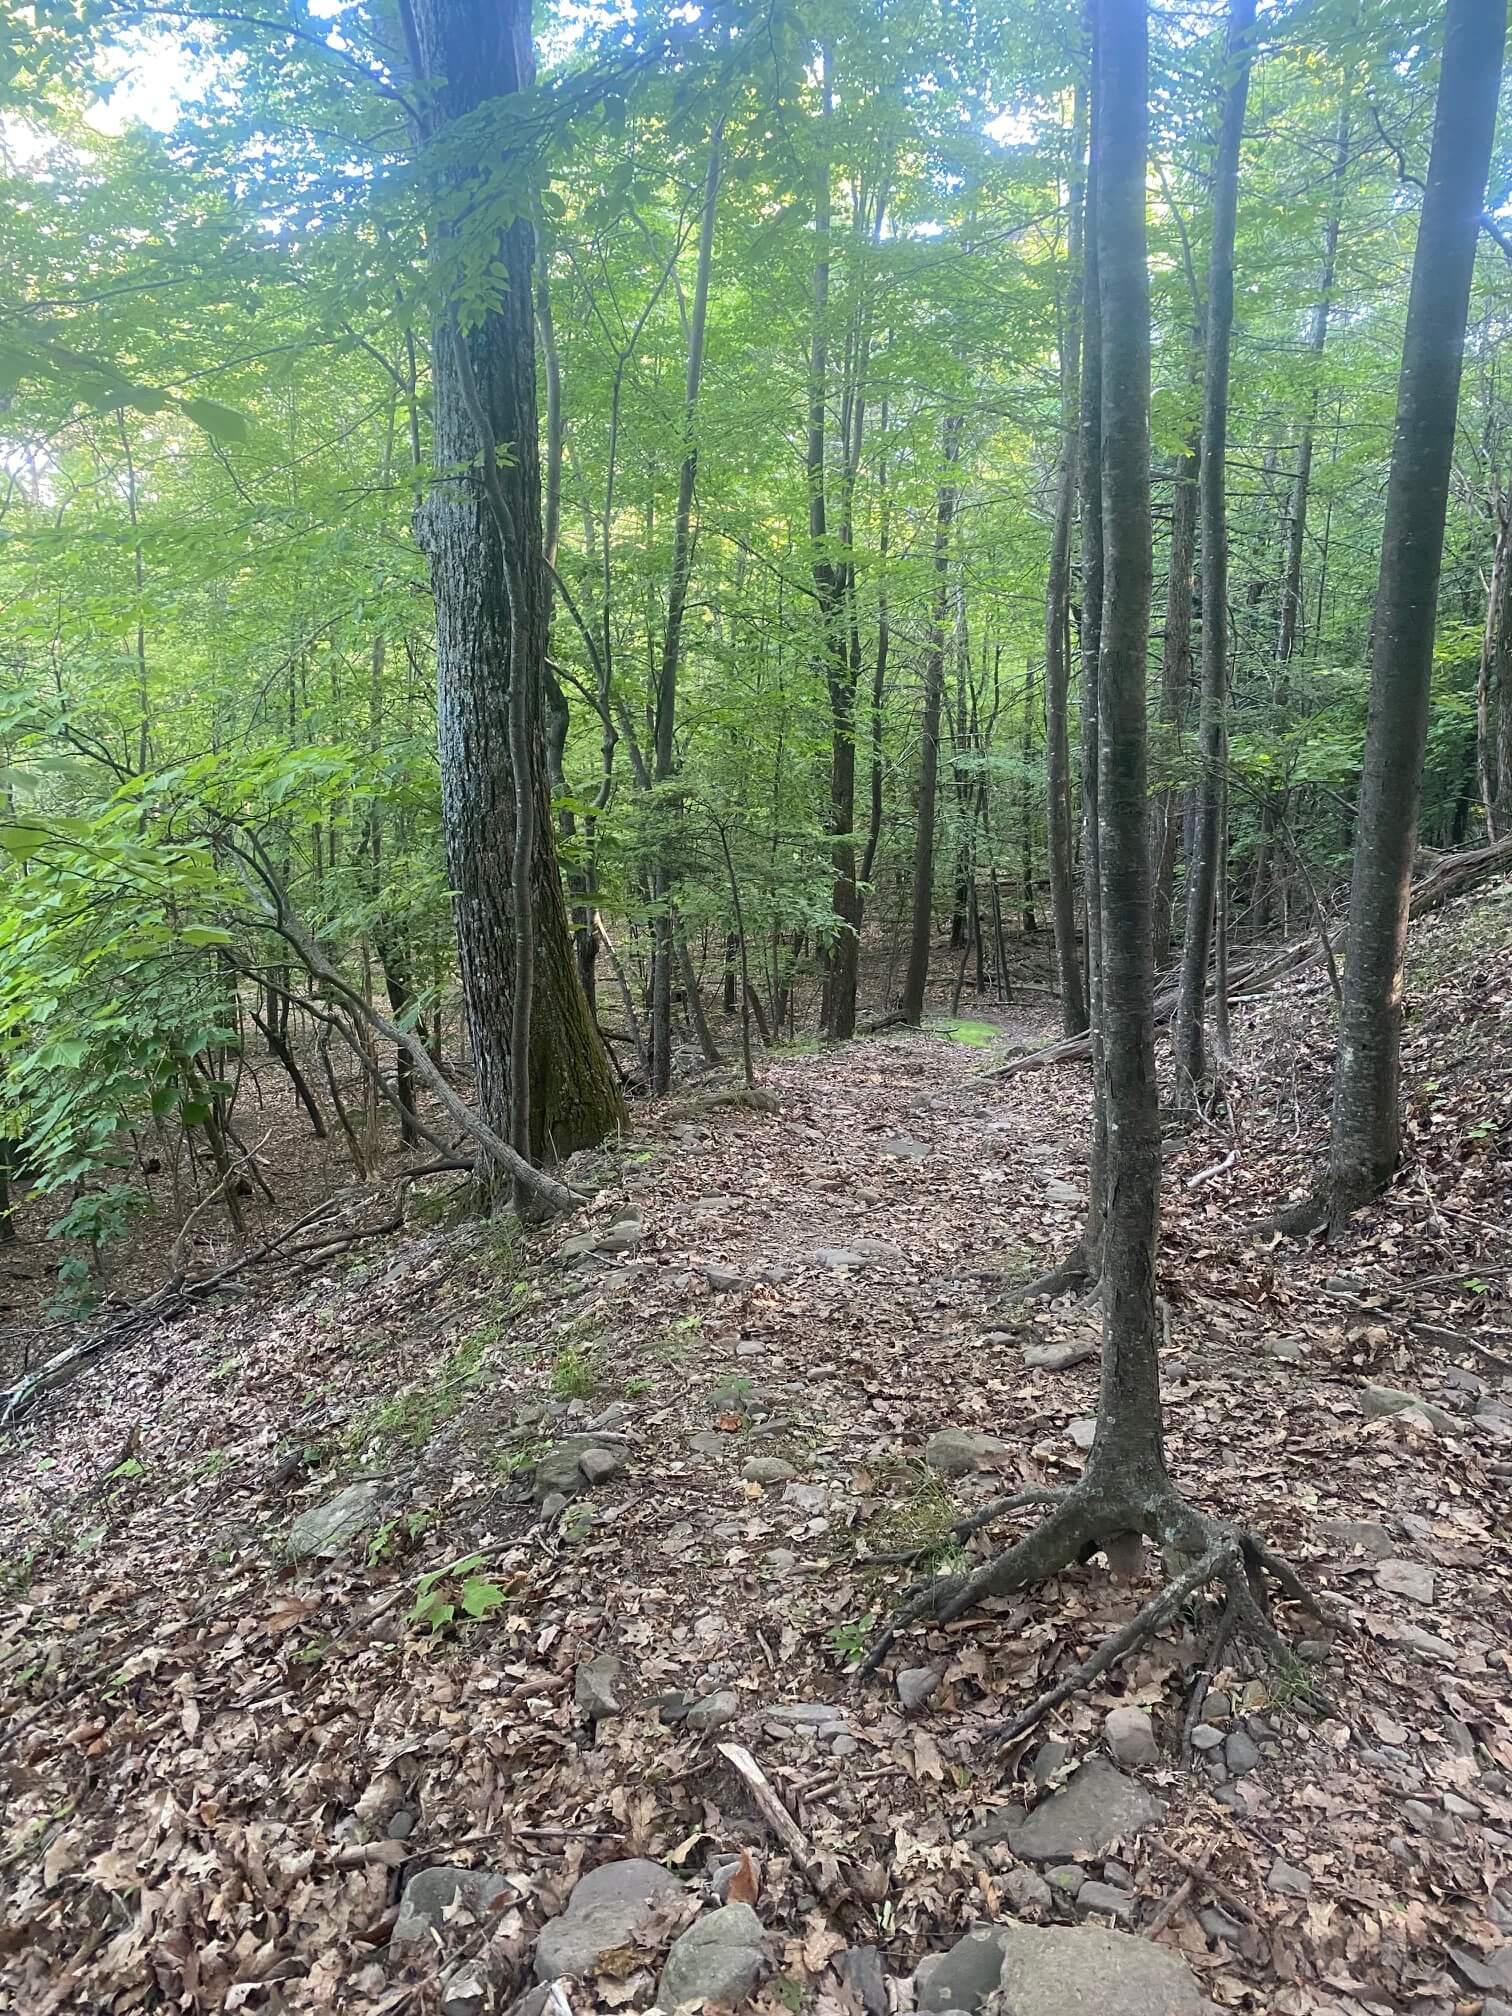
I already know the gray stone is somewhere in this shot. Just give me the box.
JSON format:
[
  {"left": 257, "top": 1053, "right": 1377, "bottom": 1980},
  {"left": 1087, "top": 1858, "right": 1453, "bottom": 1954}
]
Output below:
[
  {"left": 1199, "top": 1907, "right": 1245, "bottom": 1945},
  {"left": 587, "top": 1401, "right": 631, "bottom": 1433},
  {"left": 924, "top": 1427, "right": 1012, "bottom": 1476},
  {"left": 702, "top": 1263, "right": 744, "bottom": 1293},
  {"left": 1224, "top": 1731, "right": 1261, "bottom": 1777},
  {"left": 837, "top": 1945, "right": 889, "bottom": 2016},
  {"left": 1266, "top": 1338, "right": 1308, "bottom": 1363},
  {"left": 781, "top": 1481, "right": 828, "bottom": 1512},
  {"left": 1077, "top": 1881, "right": 1134, "bottom": 1922},
  {"left": 996, "top": 1923, "right": 1211, "bottom": 2016},
  {"left": 1032, "top": 1741, "right": 1071, "bottom": 1787},
  {"left": 1190, "top": 1724, "right": 1224, "bottom": 1752},
  {"left": 534, "top": 1447, "right": 588, "bottom": 1502},
  {"left": 898, "top": 1664, "right": 945, "bottom": 1712},
  {"left": 1361, "top": 1385, "right": 1456, "bottom": 1434},
  {"left": 1103, "top": 1706, "right": 1157, "bottom": 1769},
  {"left": 574, "top": 1655, "right": 622, "bottom": 1721},
  {"left": 1101, "top": 1861, "right": 1132, "bottom": 1892},
  {"left": 742, "top": 1456, "right": 797, "bottom": 1486},
  {"left": 561, "top": 1217, "right": 643, "bottom": 1263},
  {"left": 579, "top": 1447, "right": 622, "bottom": 1487},
  {"left": 813, "top": 1239, "right": 901, "bottom": 1270},
  {"left": 1024, "top": 1339, "right": 1098, "bottom": 1372},
  {"left": 768, "top": 1701, "right": 844, "bottom": 1727},
  {"left": 1043, "top": 1180, "right": 1083, "bottom": 1205},
  {"left": 387, "top": 1811, "right": 415, "bottom": 1841},
  {"left": 916, "top": 1926, "right": 1012, "bottom": 2013},
  {"left": 1315, "top": 1517, "right": 1393, "bottom": 1559},
  {"left": 539, "top": 1491, "right": 568, "bottom": 1520},
  {"left": 1451, "top": 1946, "right": 1512, "bottom": 1995},
  {"left": 289, "top": 1481, "right": 382, "bottom": 1560},
  {"left": 686, "top": 1690, "right": 740, "bottom": 1732},
  {"left": 394, "top": 1865, "right": 507, "bottom": 1945},
  {"left": 689, "top": 1431, "right": 729, "bottom": 1457},
  {"left": 1005, "top": 1759, "right": 1164, "bottom": 1863},
  {"left": 880, "top": 1135, "right": 930, "bottom": 1161},
  {"left": 1069, "top": 1418, "right": 1097, "bottom": 1451},
  {"left": 1396, "top": 1622, "right": 1458, "bottom": 1663},
  {"left": 1375, "top": 1558, "right": 1435, "bottom": 1605},
  {"left": 659, "top": 1902, "right": 766, "bottom": 2011},
  {"left": 658, "top": 1691, "right": 692, "bottom": 1725},
  {"left": 1265, "top": 1857, "right": 1311, "bottom": 1899},
  {"left": 1005, "top": 1868, "right": 1052, "bottom": 1913},
  {"left": 764, "top": 1547, "right": 798, "bottom": 1574},
  {"left": 441, "top": 1962, "right": 488, "bottom": 2016},
  {"left": 831, "top": 1733, "right": 859, "bottom": 1758},
  {"left": 534, "top": 1859, "right": 683, "bottom": 1981},
  {"left": 1047, "top": 1866, "right": 1085, "bottom": 1899},
  {"left": 1202, "top": 1690, "right": 1231, "bottom": 1723}
]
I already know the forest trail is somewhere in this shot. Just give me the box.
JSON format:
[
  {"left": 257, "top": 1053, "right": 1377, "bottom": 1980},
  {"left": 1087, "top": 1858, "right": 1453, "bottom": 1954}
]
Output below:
[{"left": 3, "top": 908, "right": 1511, "bottom": 2016}]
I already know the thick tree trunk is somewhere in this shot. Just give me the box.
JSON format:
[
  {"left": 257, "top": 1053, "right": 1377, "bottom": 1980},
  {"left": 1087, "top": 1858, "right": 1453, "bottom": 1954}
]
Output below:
[
  {"left": 1173, "top": 0, "right": 1256, "bottom": 1100},
  {"left": 1046, "top": 91, "right": 1090, "bottom": 1036},
  {"left": 402, "top": 0, "right": 625, "bottom": 1166},
  {"left": 1086, "top": 0, "right": 1166, "bottom": 1498},
  {"left": 900, "top": 414, "right": 963, "bottom": 1024},
  {"left": 1322, "top": 0, "right": 1505, "bottom": 1220}
]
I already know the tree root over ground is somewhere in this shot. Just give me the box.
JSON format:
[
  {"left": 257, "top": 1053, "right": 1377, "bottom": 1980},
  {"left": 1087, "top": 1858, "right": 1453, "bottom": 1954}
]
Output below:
[{"left": 859, "top": 1481, "right": 1344, "bottom": 1747}]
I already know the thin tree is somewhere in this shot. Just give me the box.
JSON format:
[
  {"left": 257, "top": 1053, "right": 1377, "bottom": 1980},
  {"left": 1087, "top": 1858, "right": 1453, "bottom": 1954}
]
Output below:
[
  {"left": 864, "top": 0, "right": 1332, "bottom": 1729},
  {"left": 1288, "top": 0, "right": 1506, "bottom": 1229},
  {"left": 399, "top": 0, "right": 625, "bottom": 1175},
  {"left": 1044, "top": 86, "right": 1090, "bottom": 1037},
  {"left": 1173, "top": 0, "right": 1256, "bottom": 1101},
  {"left": 650, "top": 113, "right": 725, "bottom": 1094},
  {"left": 900, "top": 411, "right": 963, "bottom": 1024}
]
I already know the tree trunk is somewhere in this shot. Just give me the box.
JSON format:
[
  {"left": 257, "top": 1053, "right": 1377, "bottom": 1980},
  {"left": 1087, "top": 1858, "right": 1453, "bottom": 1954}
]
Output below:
[
  {"left": 402, "top": 0, "right": 625, "bottom": 1166},
  {"left": 1479, "top": 494, "right": 1512, "bottom": 837},
  {"left": 1046, "top": 86, "right": 1090, "bottom": 1036},
  {"left": 1151, "top": 440, "right": 1196, "bottom": 963},
  {"left": 1322, "top": 0, "right": 1505, "bottom": 1221},
  {"left": 900, "top": 413, "right": 964, "bottom": 1025},
  {"left": 651, "top": 114, "right": 724, "bottom": 1093},
  {"left": 1086, "top": 0, "right": 1166, "bottom": 1497},
  {"left": 1173, "top": 0, "right": 1256, "bottom": 1101}
]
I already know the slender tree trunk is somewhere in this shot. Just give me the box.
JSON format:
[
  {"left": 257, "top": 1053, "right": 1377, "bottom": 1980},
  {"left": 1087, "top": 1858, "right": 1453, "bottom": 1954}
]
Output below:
[
  {"left": 1173, "top": 0, "right": 1256, "bottom": 1101},
  {"left": 901, "top": 413, "right": 963, "bottom": 1024},
  {"left": 1320, "top": 0, "right": 1505, "bottom": 1221},
  {"left": 1086, "top": 0, "right": 1166, "bottom": 1495},
  {"left": 401, "top": 0, "right": 625, "bottom": 1168},
  {"left": 1046, "top": 86, "right": 1090, "bottom": 1035},
  {"left": 1151, "top": 440, "right": 1197, "bottom": 962},
  {"left": 1020, "top": 656, "right": 1039, "bottom": 934},
  {"left": 1479, "top": 495, "right": 1512, "bottom": 837},
  {"left": 650, "top": 114, "right": 724, "bottom": 1093}
]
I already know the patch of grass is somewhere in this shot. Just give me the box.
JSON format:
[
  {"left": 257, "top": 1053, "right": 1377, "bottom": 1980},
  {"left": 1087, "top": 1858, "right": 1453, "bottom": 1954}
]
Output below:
[
  {"left": 1266, "top": 1655, "right": 1319, "bottom": 1711},
  {"left": 939, "top": 1017, "right": 999, "bottom": 1049},
  {"left": 344, "top": 1329, "right": 492, "bottom": 1460},
  {"left": 860, "top": 1460, "right": 964, "bottom": 1571},
  {"left": 549, "top": 1340, "right": 603, "bottom": 1400},
  {"left": 624, "top": 1374, "right": 653, "bottom": 1398}
]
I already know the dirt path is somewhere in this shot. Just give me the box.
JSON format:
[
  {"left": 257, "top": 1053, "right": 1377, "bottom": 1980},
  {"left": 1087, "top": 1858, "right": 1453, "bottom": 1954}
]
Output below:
[{"left": 2, "top": 998, "right": 1510, "bottom": 2015}]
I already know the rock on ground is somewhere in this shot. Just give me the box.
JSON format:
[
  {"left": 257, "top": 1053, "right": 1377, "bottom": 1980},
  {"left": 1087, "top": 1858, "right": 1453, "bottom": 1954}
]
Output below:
[
  {"left": 897, "top": 1663, "right": 945, "bottom": 1711},
  {"left": 836, "top": 1945, "right": 888, "bottom": 2016},
  {"left": 1316, "top": 1517, "right": 1393, "bottom": 1559},
  {"left": 1103, "top": 1705, "right": 1157, "bottom": 1768},
  {"left": 924, "top": 1426, "right": 1011, "bottom": 1476},
  {"left": 288, "top": 1481, "right": 382, "bottom": 1560},
  {"left": 574, "top": 1655, "right": 622, "bottom": 1721},
  {"left": 1376, "top": 1558, "right": 1435, "bottom": 1604},
  {"left": 1360, "top": 1385, "right": 1456, "bottom": 1434},
  {"left": 533, "top": 1859, "right": 682, "bottom": 1981},
  {"left": 996, "top": 1923, "right": 1213, "bottom": 2015},
  {"left": 658, "top": 1901, "right": 766, "bottom": 2011},
  {"left": 393, "top": 1865, "right": 507, "bottom": 1946},
  {"left": 969, "top": 1758, "right": 1164, "bottom": 1861}
]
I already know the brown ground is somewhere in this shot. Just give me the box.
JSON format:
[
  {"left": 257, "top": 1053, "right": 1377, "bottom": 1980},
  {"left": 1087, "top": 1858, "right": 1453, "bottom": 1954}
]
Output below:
[{"left": 1, "top": 894, "right": 1510, "bottom": 2015}]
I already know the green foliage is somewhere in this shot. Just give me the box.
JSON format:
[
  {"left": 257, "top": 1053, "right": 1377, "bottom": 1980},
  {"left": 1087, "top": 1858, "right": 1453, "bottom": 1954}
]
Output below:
[{"left": 408, "top": 1553, "right": 511, "bottom": 1636}]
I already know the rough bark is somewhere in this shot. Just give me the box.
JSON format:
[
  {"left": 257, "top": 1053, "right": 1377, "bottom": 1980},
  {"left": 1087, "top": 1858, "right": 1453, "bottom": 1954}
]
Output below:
[
  {"left": 402, "top": 0, "right": 625, "bottom": 1165},
  {"left": 1151, "top": 440, "right": 1196, "bottom": 963},
  {"left": 1174, "top": 0, "right": 1256, "bottom": 1100},
  {"left": 1320, "top": 0, "right": 1505, "bottom": 1222}
]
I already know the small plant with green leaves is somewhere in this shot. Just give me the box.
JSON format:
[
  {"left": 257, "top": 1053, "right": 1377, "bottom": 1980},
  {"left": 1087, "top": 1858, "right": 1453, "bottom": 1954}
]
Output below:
[
  {"left": 408, "top": 1552, "right": 511, "bottom": 1635},
  {"left": 367, "top": 1508, "right": 435, "bottom": 1564},
  {"left": 825, "top": 1611, "right": 879, "bottom": 1666}
]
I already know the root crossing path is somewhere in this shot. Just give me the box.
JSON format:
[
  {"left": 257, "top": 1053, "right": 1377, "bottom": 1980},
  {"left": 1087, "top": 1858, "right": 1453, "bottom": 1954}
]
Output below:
[{"left": 3, "top": 1007, "right": 1509, "bottom": 2016}]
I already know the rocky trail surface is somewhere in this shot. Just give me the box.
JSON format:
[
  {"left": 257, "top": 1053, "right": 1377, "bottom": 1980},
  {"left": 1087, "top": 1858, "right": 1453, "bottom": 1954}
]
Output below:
[{"left": 3, "top": 912, "right": 1512, "bottom": 2015}]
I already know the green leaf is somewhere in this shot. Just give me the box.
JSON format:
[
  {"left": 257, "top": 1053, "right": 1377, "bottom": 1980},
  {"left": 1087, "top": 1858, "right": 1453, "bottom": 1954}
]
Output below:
[{"left": 178, "top": 397, "right": 250, "bottom": 443}]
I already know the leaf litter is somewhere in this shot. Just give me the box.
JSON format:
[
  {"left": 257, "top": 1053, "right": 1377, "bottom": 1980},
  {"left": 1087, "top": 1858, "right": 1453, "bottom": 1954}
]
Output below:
[{"left": 1, "top": 893, "right": 1510, "bottom": 2014}]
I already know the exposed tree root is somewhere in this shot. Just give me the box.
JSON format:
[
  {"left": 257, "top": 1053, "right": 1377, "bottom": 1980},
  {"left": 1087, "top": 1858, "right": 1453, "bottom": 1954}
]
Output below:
[{"left": 862, "top": 1480, "right": 1345, "bottom": 1742}]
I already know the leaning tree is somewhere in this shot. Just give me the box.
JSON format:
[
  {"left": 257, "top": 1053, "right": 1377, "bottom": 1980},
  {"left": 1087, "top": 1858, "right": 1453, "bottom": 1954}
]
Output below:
[{"left": 865, "top": 0, "right": 1337, "bottom": 1729}]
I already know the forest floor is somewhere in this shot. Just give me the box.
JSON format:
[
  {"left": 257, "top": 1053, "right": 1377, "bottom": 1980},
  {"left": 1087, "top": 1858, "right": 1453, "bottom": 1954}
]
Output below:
[{"left": 2, "top": 893, "right": 1511, "bottom": 2016}]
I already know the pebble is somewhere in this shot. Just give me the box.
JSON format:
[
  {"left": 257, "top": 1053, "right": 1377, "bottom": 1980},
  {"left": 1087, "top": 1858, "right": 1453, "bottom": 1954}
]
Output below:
[
  {"left": 1200, "top": 1906, "right": 1246, "bottom": 1943},
  {"left": 897, "top": 1664, "right": 945, "bottom": 1712},
  {"left": 1225, "top": 1730, "right": 1262, "bottom": 1777},
  {"left": 579, "top": 1447, "right": 621, "bottom": 1486},
  {"left": 686, "top": 1690, "right": 740, "bottom": 1732},
  {"left": 1077, "top": 1879, "right": 1133, "bottom": 1920},
  {"left": 1047, "top": 1865, "right": 1084, "bottom": 1898},
  {"left": 1104, "top": 1705, "right": 1157, "bottom": 1769},
  {"left": 1191, "top": 1724, "right": 1224, "bottom": 1752},
  {"left": 574, "top": 1655, "right": 622, "bottom": 1722},
  {"left": 1005, "top": 1868, "right": 1052, "bottom": 1913},
  {"left": 1069, "top": 1417, "right": 1097, "bottom": 1451},
  {"left": 1267, "top": 1857, "right": 1311, "bottom": 1898}
]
